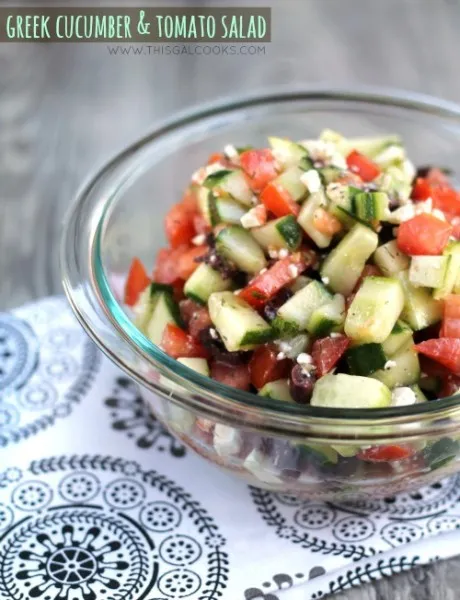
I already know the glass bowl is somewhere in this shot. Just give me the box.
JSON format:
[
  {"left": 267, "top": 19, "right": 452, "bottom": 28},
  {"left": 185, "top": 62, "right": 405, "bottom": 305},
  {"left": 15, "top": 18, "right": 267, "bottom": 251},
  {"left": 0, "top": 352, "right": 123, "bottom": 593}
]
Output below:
[{"left": 61, "top": 86, "right": 460, "bottom": 501}]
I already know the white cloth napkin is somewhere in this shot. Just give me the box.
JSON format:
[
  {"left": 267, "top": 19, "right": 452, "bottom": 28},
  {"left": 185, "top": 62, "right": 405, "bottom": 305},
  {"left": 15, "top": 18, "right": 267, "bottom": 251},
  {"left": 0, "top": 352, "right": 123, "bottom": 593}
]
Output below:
[{"left": 2, "top": 296, "right": 460, "bottom": 600}]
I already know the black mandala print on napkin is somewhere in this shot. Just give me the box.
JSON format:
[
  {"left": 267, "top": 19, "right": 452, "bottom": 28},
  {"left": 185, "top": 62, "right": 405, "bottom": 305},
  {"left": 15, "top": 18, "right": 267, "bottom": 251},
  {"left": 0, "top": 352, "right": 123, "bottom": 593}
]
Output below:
[
  {"left": 250, "top": 474, "right": 460, "bottom": 563},
  {"left": 0, "top": 302, "right": 100, "bottom": 447},
  {"left": 244, "top": 568, "right": 326, "bottom": 600},
  {"left": 104, "top": 376, "right": 186, "bottom": 457},
  {"left": 0, "top": 455, "right": 229, "bottom": 600}
]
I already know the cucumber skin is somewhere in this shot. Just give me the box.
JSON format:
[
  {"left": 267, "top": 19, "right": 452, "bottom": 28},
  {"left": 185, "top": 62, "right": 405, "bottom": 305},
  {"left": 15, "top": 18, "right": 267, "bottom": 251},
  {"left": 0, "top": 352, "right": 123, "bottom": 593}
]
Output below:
[
  {"left": 203, "top": 169, "right": 233, "bottom": 188},
  {"left": 185, "top": 291, "right": 207, "bottom": 306},
  {"left": 346, "top": 343, "right": 387, "bottom": 376},
  {"left": 272, "top": 317, "right": 301, "bottom": 338},
  {"left": 276, "top": 215, "right": 302, "bottom": 250},
  {"left": 150, "top": 282, "right": 174, "bottom": 296},
  {"left": 240, "top": 327, "right": 276, "bottom": 346}
]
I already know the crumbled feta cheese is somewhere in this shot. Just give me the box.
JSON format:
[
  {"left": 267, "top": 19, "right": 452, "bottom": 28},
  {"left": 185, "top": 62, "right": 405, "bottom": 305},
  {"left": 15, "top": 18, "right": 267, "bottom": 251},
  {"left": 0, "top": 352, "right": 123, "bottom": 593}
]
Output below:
[
  {"left": 391, "top": 386, "right": 417, "bottom": 407},
  {"left": 414, "top": 197, "right": 433, "bottom": 215},
  {"left": 402, "top": 159, "right": 416, "bottom": 181},
  {"left": 321, "top": 276, "right": 330, "bottom": 285},
  {"left": 250, "top": 195, "right": 259, "bottom": 206},
  {"left": 223, "top": 144, "right": 239, "bottom": 164},
  {"left": 278, "top": 248, "right": 289, "bottom": 259},
  {"left": 191, "top": 162, "right": 226, "bottom": 185},
  {"left": 268, "top": 248, "right": 279, "bottom": 259},
  {"left": 213, "top": 424, "right": 242, "bottom": 457},
  {"left": 297, "top": 353, "right": 313, "bottom": 365},
  {"left": 209, "top": 328, "right": 218, "bottom": 340},
  {"left": 288, "top": 264, "right": 299, "bottom": 278},
  {"left": 432, "top": 209, "right": 446, "bottom": 221},
  {"left": 300, "top": 169, "right": 323, "bottom": 193},
  {"left": 259, "top": 268, "right": 267, "bottom": 275},
  {"left": 384, "top": 360, "right": 397, "bottom": 370},
  {"left": 276, "top": 351, "right": 286, "bottom": 361},
  {"left": 375, "top": 144, "right": 405, "bottom": 166},
  {"left": 387, "top": 203, "right": 416, "bottom": 224},
  {"left": 244, "top": 449, "right": 282, "bottom": 484},
  {"left": 240, "top": 206, "right": 265, "bottom": 229},
  {"left": 233, "top": 289, "right": 242, "bottom": 295},
  {"left": 299, "top": 139, "right": 347, "bottom": 170},
  {"left": 192, "top": 234, "right": 206, "bottom": 246},
  {"left": 330, "top": 332, "right": 341, "bottom": 338}
]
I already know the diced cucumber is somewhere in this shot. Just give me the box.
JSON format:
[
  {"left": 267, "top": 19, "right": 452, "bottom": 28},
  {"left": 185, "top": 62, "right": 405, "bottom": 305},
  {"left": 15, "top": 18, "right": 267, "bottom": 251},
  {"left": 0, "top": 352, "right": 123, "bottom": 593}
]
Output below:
[
  {"left": 273, "top": 281, "right": 331, "bottom": 337},
  {"left": 252, "top": 215, "right": 302, "bottom": 251},
  {"left": 409, "top": 256, "right": 448, "bottom": 289},
  {"left": 377, "top": 165, "right": 412, "bottom": 203},
  {"left": 424, "top": 437, "right": 460, "bottom": 470},
  {"left": 297, "top": 443, "right": 339, "bottom": 465},
  {"left": 320, "top": 224, "right": 379, "bottom": 295},
  {"left": 273, "top": 166, "right": 307, "bottom": 201},
  {"left": 146, "top": 292, "right": 182, "bottom": 345},
  {"left": 319, "top": 166, "right": 342, "bottom": 184},
  {"left": 434, "top": 242, "right": 460, "bottom": 299},
  {"left": 184, "top": 263, "right": 232, "bottom": 305},
  {"left": 410, "top": 384, "right": 428, "bottom": 404},
  {"left": 268, "top": 136, "right": 309, "bottom": 168},
  {"left": 382, "top": 320, "right": 413, "bottom": 357},
  {"left": 276, "top": 333, "right": 310, "bottom": 358},
  {"left": 133, "top": 282, "right": 176, "bottom": 333},
  {"left": 297, "top": 190, "right": 334, "bottom": 248},
  {"left": 332, "top": 444, "right": 361, "bottom": 458},
  {"left": 374, "top": 144, "right": 406, "bottom": 169},
  {"left": 345, "top": 135, "right": 402, "bottom": 158},
  {"left": 373, "top": 240, "right": 410, "bottom": 276},
  {"left": 326, "top": 183, "right": 358, "bottom": 215},
  {"left": 345, "top": 277, "right": 404, "bottom": 344},
  {"left": 346, "top": 343, "right": 387, "bottom": 376},
  {"left": 215, "top": 226, "right": 267, "bottom": 274},
  {"left": 289, "top": 275, "right": 312, "bottom": 293},
  {"left": 197, "top": 186, "right": 212, "bottom": 225},
  {"left": 177, "top": 357, "right": 210, "bottom": 376},
  {"left": 352, "top": 191, "right": 389, "bottom": 222},
  {"left": 259, "top": 379, "right": 294, "bottom": 401},
  {"left": 396, "top": 271, "right": 442, "bottom": 330},
  {"left": 307, "top": 293, "right": 345, "bottom": 336},
  {"left": 133, "top": 286, "right": 155, "bottom": 333},
  {"left": 311, "top": 373, "right": 392, "bottom": 409},
  {"left": 371, "top": 342, "right": 420, "bottom": 388},
  {"left": 204, "top": 168, "right": 253, "bottom": 206},
  {"left": 210, "top": 196, "right": 247, "bottom": 225},
  {"left": 208, "top": 291, "right": 273, "bottom": 351}
]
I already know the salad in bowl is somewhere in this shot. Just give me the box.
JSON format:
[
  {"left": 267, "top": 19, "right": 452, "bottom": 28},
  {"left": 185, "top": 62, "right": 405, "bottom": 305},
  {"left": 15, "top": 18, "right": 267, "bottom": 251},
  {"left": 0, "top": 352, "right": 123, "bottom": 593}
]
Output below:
[{"left": 62, "top": 90, "right": 460, "bottom": 499}]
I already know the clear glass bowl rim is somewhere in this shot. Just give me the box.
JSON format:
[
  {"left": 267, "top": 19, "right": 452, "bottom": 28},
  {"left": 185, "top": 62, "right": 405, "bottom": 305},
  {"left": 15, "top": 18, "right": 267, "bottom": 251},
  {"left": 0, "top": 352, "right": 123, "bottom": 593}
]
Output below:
[{"left": 61, "top": 84, "right": 460, "bottom": 437}]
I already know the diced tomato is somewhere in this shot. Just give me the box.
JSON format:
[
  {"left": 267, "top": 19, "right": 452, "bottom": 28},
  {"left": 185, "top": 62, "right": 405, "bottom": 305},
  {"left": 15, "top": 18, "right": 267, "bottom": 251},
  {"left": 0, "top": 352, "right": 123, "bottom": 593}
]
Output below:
[
  {"left": 180, "top": 188, "right": 198, "bottom": 212},
  {"left": 172, "top": 280, "right": 185, "bottom": 302},
  {"left": 415, "top": 338, "right": 460, "bottom": 374},
  {"left": 165, "top": 203, "right": 196, "bottom": 248},
  {"left": 177, "top": 245, "right": 207, "bottom": 280},
  {"left": 240, "top": 148, "right": 278, "bottom": 192},
  {"left": 311, "top": 335, "right": 350, "bottom": 377},
  {"left": 160, "top": 324, "right": 208, "bottom": 359},
  {"left": 353, "top": 264, "right": 382, "bottom": 293},
  {"left": 260, "top": 182, "right": 300, "bottom": 218},
  {"left": 418, "top": 354, "right": 450, "bottom": 378},
  {"left": 124, "top": 257, "right": 150, "bottom": 306},
  {"left": 238, "top": 252, "right": 312, "bottom": 308},
  {"left": 249, "top": 344, "right": 291, "bottom": 389},
  {"left": 153, "top": 245, "right": 188, "bottom": 285},
  {"left": 312, "top": 207, "right": 343, "bottom": 236},
  {"left": 397, "top": 214, "right": 452, "bottom": 256},
  {"left": 346, "top": 150, "right": 381, "bottom": 182},
  {"left": 210, "top": 361, "right": 251, "bottom": 390},
  {"left": 207, "top": 152, "right": 225, "bottom": 165},
  {"left": 441, "top": 374, "right": 460, "bottom": 398},
  {"left": 357, "top": 445, "right": 415, "bottom": 462},
  {"left": 412, "top": 177, "right": 432, "bottom": 201},
  {"left": 193, "top": 213, "right": 211, "bottom": 235},
  {"left": 431, "top": 186, "right": 460, "bottom": 215},
  {"left": 441, "top": 295, "right": 460, "bottom": 338},
  {"left": 180, "top": 300, "right": 213, "bottom": 339}
]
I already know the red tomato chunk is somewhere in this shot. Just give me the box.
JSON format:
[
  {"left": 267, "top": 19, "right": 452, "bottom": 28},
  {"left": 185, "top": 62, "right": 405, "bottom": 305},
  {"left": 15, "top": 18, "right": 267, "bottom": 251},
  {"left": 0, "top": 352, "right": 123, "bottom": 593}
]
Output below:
[
  {"left": 160, "top": 324, "right": 208, "bottom": 359},
  {"left": 211, "top": 361, "right": 251, "bottom": 391},
  {"left": 249, "top": 344, "right": 291, "bottom": 389},
  {"left": 124, "top": 258, "right": 150, "bottom": 306},
  {"left": 415, "top": 338, "right": 460, "bottom": 375},
  {"left": 239, "top": 148, "right": 278, "bottom": 192},
  {"left": 312, "top": 335, "right": 350, "bottom": 377},
  {"left": 397, "top": 214, "right": 452, "bottom": 256}
]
